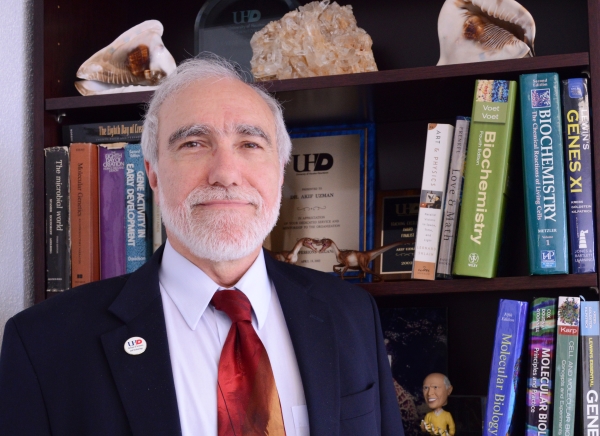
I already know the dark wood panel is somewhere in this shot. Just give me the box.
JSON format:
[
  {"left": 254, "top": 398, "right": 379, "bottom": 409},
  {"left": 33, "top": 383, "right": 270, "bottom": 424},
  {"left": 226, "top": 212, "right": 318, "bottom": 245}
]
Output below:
[{"left": 360, "top": 273, "right": 598, "bottom": 296}]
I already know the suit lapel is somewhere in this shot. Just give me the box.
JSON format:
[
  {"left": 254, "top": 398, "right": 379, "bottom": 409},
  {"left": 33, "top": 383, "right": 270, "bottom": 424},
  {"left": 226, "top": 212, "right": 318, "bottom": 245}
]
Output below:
[
  {"left": 101, "top": 247, "right": 182, "bottom": 436},
  {"left": 265, "top": 253, "right": 340, "bottom": 436}
]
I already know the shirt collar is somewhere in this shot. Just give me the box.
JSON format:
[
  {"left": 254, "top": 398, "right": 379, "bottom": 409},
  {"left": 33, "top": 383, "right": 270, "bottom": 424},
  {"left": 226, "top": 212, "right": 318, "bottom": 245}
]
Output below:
[{"left": 159, "top": 240, "right": 272, "bottom": 331}]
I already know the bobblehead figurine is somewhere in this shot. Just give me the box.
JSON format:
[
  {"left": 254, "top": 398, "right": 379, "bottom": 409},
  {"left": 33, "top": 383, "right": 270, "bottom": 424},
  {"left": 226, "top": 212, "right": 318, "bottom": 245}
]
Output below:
[{"left": 421, "top": 373, "right": 455, "bottom": 436}]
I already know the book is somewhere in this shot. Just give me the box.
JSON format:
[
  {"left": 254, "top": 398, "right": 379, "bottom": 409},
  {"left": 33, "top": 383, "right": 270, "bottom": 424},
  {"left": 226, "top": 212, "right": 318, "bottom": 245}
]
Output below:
[
  {"left": 580, "top": 300, "right": 600, "bottom": 434},
  {"left": 69, "top": 143, "right": 100, "bottom": 287},
  {"left": 379, "top": 307, "right": 448, "bottom": 436},
  {"left": 562, "top": 78, "right": 596, "bottom": 273},
  {"left": 412, "top": 123, "right": 454, "bottom": 280},
  {"left": 99, "top": 143, "right": 127, "bottom": 279},
  {"left": 484, "top": 299, "right": 528, "bottom": 436},
  {"left": 525, "top": 297, "right": 557, "bottom": 436},
  {"left": 520, "top": 72, "right": 569, "bottom": 275},
  {"left": 552, "top": 296, "right": 580, "bottom": 436},
  {"left": 124, "top": 144, "right": 153, "bottom": 273},
  {"left": 436, "top": 116, "right": 470, "bottom": 279},
  {"left": 62, "top": 120, "right": 143, "bottom": 145},
  {"left": 453, "top": 80, "right": 517, "bottom": 278},
  {"left": 44, "top": 146, "right": 70, "bottom": 292},
  {"left": 152, "top": 196, "right": 163, "bottom": 252}
]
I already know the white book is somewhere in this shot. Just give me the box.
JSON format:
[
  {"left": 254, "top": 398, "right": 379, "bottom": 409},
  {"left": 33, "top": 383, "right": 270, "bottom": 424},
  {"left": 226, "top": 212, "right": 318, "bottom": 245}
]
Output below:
[
  {"left": 412, "top": 123, "right": 454, "bottom": 280},
  {"left": 436, "top": 117, "right": 470, "bottom": 278}
]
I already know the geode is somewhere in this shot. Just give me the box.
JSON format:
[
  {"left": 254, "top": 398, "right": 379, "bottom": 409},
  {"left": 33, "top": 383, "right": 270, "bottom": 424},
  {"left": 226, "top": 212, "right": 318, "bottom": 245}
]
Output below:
[{"left": 250, "top": 0, "right": 378, "bottom": 81}]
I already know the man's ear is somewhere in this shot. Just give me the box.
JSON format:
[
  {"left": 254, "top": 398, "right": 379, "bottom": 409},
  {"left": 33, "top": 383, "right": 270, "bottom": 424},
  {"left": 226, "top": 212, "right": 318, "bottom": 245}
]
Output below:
[
  {"left": 145, "top": 159, "right": 159, "bottom": 203},
  {"left": 446, "top": 385, "right": 453, "bottom": 396}
]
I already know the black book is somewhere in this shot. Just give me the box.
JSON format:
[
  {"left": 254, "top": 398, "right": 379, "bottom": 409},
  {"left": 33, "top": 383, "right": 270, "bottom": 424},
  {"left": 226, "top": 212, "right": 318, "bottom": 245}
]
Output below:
[
  {"left": 62, "top": 121, "right": 143, "bottom": 145},
  {"left": 44, "top": 146, "right": 70, "bottom": 292}
]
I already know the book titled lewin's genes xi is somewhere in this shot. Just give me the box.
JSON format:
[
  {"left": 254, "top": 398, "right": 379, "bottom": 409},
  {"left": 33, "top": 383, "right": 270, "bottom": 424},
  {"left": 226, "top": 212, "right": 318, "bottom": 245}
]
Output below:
[
  {"left": 525, "top": 297, "right": 556, "bottom": 436},
  {"left": 485, "top": 299, "right": 528, "bottom": 436},
  {"left": 453, "top": 80, "right": 517, "bottom": 278},
  {"left": 552, "top": 296, "right": 580, "bottom": 436},
  {"left": 520, "top": 73, "right": 569, "bottom": 275},
  {"left": 412, "top": 123, "right": 454, "bottom": 280},
  {"left": 562, "top": 78, "right": 596, "bottom": 273}
]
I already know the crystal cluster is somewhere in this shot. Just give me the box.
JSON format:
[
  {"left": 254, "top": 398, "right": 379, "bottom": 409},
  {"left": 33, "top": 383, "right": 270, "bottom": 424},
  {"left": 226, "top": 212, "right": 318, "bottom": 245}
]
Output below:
[{"left": 250, "top": 0, "right": 378, "bottom": 81}]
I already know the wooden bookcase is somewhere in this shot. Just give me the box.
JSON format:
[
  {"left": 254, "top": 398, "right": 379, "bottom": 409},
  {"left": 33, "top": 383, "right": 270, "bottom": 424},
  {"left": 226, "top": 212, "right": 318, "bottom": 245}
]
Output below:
[{"left": 34, "top": 0, "right": 600, "bottom": 426}]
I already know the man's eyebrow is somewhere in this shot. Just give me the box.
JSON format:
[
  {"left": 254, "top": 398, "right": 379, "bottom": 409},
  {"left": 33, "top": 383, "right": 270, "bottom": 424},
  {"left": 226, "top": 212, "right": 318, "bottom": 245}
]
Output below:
[
  {"left": 168, "top": 124, "right": 212, "bottom": 147},
  {"left": 234, "top": 124, "right": 272, "bottom": 146}
]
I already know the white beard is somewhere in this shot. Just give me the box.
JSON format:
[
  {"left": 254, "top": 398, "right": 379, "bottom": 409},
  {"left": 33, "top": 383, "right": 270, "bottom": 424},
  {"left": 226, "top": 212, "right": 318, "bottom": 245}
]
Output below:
[{"left": 158, "top": 183, "right": 281, "bottom": 262}]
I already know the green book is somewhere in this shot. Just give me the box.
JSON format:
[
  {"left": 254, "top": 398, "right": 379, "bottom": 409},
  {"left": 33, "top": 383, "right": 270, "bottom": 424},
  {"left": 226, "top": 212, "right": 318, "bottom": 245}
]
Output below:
[
  {"left": 552, "top": 296, "right": 580, "bottom": 436},
  {"left": 453, "top": 80, "right": 517, "bottom": 278},
  {"left": 519, "top": 73, "right": 569, "bottom": 274}
]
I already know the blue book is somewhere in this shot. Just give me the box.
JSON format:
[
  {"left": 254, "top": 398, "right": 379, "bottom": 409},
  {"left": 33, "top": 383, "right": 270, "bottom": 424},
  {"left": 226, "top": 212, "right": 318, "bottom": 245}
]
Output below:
[
  {"left": 484, "top": 299, "right": 528, "bottom": 436},
  {"left": 519, "top": 73, "right": 569, "bottom": 274},
  {"left": 561, "top": 78, "right": 596, "bottom": 273},
  {"left": 580, "top": 300, "right": 600, "bottom": 434},
  {"left": 124, "top": 144, "right": 153, "bottom": 273}
]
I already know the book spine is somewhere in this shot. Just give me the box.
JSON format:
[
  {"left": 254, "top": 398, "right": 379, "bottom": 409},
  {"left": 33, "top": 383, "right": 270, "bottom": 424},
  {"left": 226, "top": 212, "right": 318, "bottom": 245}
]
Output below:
[
  {"left": 552, "top": 296, "right": 580, "bottom": 436},
  {"left": 484, "top": 299, "right": 529, "bottom": 436},
  {"left": 45, "top": 146, "right": 70, "bottom": 292},
  {"left": 453, "top": 80, "right": 517, "bottom": 278},
  {"left": 562, "top": 78, "right": 596, "bottom": 273},
  {"left": 63, "top": 120, "right": 143, "bottom": 145},
  {"left": 152, "top": 195, "right": 163, "bottom": 252},
  {"left": 520, "top": 73, "right": 569, "bottom": 274},
  {"left": 124, "top": 144, "right": 152, "bottom": 273},
  {"left": 436, "top": 116, "right": 470, "bottom": 278},
  {"left": 69, "top": 143, "right": 100, "bottom": 287},
  {"left": 412, "top": 123, "right": 454, "bottom": 280},
  {"left": 525, "top": 297, "right": 556, "bottom": 436},
  {"left": 580, "top": 301, "right": 600, "bottom": 433},
  {"left": 99, "top": 144, "right": 126, "bottom": 279}
]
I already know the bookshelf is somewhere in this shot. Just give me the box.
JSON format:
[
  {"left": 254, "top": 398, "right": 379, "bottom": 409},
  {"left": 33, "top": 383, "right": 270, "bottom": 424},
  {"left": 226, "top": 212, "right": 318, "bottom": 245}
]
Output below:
[{"left": 34, "top": 0, "right": 600, "bottom": 428}]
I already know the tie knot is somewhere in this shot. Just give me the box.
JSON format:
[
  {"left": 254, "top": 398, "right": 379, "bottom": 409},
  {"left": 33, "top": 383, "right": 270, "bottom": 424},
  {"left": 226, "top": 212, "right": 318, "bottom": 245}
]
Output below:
[{"left": 211, "top": 289, "right": 252, "bottom": 323}]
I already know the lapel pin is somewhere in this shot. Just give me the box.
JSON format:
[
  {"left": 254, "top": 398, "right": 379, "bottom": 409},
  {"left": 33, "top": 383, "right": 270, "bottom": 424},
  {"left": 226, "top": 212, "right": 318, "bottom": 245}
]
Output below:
[{"left": 124, "top": 337, "right": 147, "bottom": 355}]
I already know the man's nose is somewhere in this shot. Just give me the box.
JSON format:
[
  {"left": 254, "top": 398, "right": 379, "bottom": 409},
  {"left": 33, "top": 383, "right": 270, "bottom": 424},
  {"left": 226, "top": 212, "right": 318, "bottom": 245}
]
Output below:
[{"left": 207, "top": 145, "right": 243, "bottom": 187}]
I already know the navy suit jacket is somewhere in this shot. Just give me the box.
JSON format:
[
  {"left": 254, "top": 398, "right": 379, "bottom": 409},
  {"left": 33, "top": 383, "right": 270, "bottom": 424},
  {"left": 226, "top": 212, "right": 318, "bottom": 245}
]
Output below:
[{"left": 0, "top": 247, "right": 404, "bottom": 435}]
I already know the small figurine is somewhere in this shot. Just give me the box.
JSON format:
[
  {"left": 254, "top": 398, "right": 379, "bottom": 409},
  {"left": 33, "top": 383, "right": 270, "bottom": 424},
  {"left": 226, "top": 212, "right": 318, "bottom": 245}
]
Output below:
[{"left": 421, "top": 373, "right": 455, "bottom": 436}]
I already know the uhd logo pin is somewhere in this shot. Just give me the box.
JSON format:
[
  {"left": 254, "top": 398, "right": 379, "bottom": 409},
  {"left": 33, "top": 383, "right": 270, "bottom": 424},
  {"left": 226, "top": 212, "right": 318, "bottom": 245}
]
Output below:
[{"left": 124, "top": 337, "right": 147, "bottom": 355}]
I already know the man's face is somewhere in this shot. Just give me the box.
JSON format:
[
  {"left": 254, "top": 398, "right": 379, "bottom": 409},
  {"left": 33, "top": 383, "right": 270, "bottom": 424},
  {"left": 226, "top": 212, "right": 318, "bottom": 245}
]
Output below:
[
  {"left": 146, "top": 77, "right": 282, "bottom": 262},
  {"left": 422, "top": 373, "right": 452, "bottom": 411}
]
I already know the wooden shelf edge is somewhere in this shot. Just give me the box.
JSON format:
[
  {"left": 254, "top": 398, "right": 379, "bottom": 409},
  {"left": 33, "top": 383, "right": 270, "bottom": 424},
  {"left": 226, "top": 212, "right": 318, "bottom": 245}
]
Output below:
[
  {"left": 45, "top": 53, "right": 590, "bottom": 111},
  {"left": 359, "top": 273, "right": 598, "bottom": 297}
]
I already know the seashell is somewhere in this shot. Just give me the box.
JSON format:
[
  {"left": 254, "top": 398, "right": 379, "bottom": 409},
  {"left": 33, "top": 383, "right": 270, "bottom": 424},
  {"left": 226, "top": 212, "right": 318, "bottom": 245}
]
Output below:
[
  {"left": 437, "top": 0, "right": 535, "bottom": 66},
  {"left": 74, "top": 80, "right": 159, "bottom": 97},
  {"left": 75, "top": 20, "right": 176, "bottom": 94}
]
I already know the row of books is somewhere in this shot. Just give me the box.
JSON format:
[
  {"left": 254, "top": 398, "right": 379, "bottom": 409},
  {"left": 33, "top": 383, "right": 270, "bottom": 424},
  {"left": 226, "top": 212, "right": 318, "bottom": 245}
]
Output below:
[
  {"left": 485, "top": 297, "right": 597, "bottom": 436},
  {"left": 45, "top": 122, "right": 164, "bottom": 291},
  {"left": 412, "top": 74, "right": 595, "bottom": 280}
]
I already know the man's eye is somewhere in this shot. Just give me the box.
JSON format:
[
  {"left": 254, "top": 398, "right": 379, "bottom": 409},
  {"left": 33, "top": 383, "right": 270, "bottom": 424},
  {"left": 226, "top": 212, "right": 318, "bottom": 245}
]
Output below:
[{"left": 243, "top": 142, "right": 260, "bottom": 149}]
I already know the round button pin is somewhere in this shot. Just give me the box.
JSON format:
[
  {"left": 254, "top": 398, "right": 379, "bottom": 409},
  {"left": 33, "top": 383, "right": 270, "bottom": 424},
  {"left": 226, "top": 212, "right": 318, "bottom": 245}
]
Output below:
[{"left": 124, "top": 337, "right": 147, "bottom": 355}]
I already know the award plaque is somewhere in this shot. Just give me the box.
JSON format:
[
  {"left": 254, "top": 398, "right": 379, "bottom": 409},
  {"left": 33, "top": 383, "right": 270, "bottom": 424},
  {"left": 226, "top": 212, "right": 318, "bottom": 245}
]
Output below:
[
  {"left": 194, "top": 0, "right": 299, "bottom": 73},
  {"left": 373, "top": 190, "right": 420, "bottom": 280},
  {"left": 269, "top": 125, "right": 375, "bottom": 280}
]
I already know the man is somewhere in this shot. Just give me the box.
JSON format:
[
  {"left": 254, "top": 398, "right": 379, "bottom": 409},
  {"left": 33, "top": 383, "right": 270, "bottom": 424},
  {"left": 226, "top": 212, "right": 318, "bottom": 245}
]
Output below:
[
  {"left": 421, "top": 373, "right": 455, "bottom": 436},
  {"left": 0, "top": 56, "right": 403, "bottom": 436}
]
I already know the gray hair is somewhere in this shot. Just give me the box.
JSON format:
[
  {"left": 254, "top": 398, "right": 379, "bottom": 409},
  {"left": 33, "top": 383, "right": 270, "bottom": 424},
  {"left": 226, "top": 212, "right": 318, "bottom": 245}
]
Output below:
[{"left": 141, "top": 54, "right": 292, "bottom": 169}]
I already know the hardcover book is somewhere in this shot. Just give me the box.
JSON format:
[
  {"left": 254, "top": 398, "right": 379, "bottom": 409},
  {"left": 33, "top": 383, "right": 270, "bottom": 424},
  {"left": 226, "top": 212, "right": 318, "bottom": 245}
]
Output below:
[
  {"left": 520, "top": 73, "right": 569, "bottom": 275},
  {"left": 562, "top": 78, "right": 596, "bottom": 273},
  {"left": 152, "top": 196, "right": 163, "bottom": 252},
  {"left": 580, "top": 300, "right": 600, "bottom": 434},
  {"left": 62, "top": 120, "right": 143, "bottom": 145},
  {"left": 44, "top": 146, "right": 70, "bottom": 292},
  {"left": 437, "top": 116, "right": 470, "bottom": 279},
  {"left": 525, "top": 297, "right": 556, "bottom": 436},
  {"left": 99, "top": 143, "right": 126, "bottom": 279},
  {"left": 69, "top": 143, "right": 100, "bottom": 287},
  {"left": 453, "top": 80, "right": 518, "bottom": 278},
  {"left": 379, "top": 307, "right": 448, "bottom": 436},
  {"left": 552, "top": 296, "right": 580, "bottom": 436},
  {"left": 124, "top": 144, "right": 152, "bottom": 273},
  {"left": 412, "top": 123, "right": 454, "bottom": 280},
  {"left": 484, "top": 299, "right": 528, "bottom": 436}
]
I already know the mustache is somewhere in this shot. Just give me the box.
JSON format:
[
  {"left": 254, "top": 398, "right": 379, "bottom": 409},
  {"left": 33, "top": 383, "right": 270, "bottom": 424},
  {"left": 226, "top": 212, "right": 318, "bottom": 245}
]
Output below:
[{"left": 184, "top": 185, "right": 263, "bottom": 208}]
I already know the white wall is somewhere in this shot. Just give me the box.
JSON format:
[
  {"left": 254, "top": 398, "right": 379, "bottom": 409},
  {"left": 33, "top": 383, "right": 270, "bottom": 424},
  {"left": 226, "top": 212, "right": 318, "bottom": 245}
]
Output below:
[{"left": 0, "top": 0, "right": 34, "bottom": 343}]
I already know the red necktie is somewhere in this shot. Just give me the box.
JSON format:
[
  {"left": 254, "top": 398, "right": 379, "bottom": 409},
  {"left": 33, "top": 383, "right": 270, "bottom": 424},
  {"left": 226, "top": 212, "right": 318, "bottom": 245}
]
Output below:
[{"left": 211, "top": 289, "right": 286, "bottom": 436}]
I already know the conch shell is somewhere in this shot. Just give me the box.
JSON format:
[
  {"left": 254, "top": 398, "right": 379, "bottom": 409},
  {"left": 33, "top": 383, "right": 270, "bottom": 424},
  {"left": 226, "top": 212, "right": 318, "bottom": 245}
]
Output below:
[
  {"left": 75, "top": 20, "right": 176, "bottom": 96},
  {"left": 437, "top": 0, "right": 535, "bottom": 66}
]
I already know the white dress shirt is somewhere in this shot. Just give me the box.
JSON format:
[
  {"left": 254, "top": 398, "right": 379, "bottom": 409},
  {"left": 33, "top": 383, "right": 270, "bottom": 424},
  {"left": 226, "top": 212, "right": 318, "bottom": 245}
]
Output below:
[{"left": 159, "top": 240, "right": 310, "bottom": 436}]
